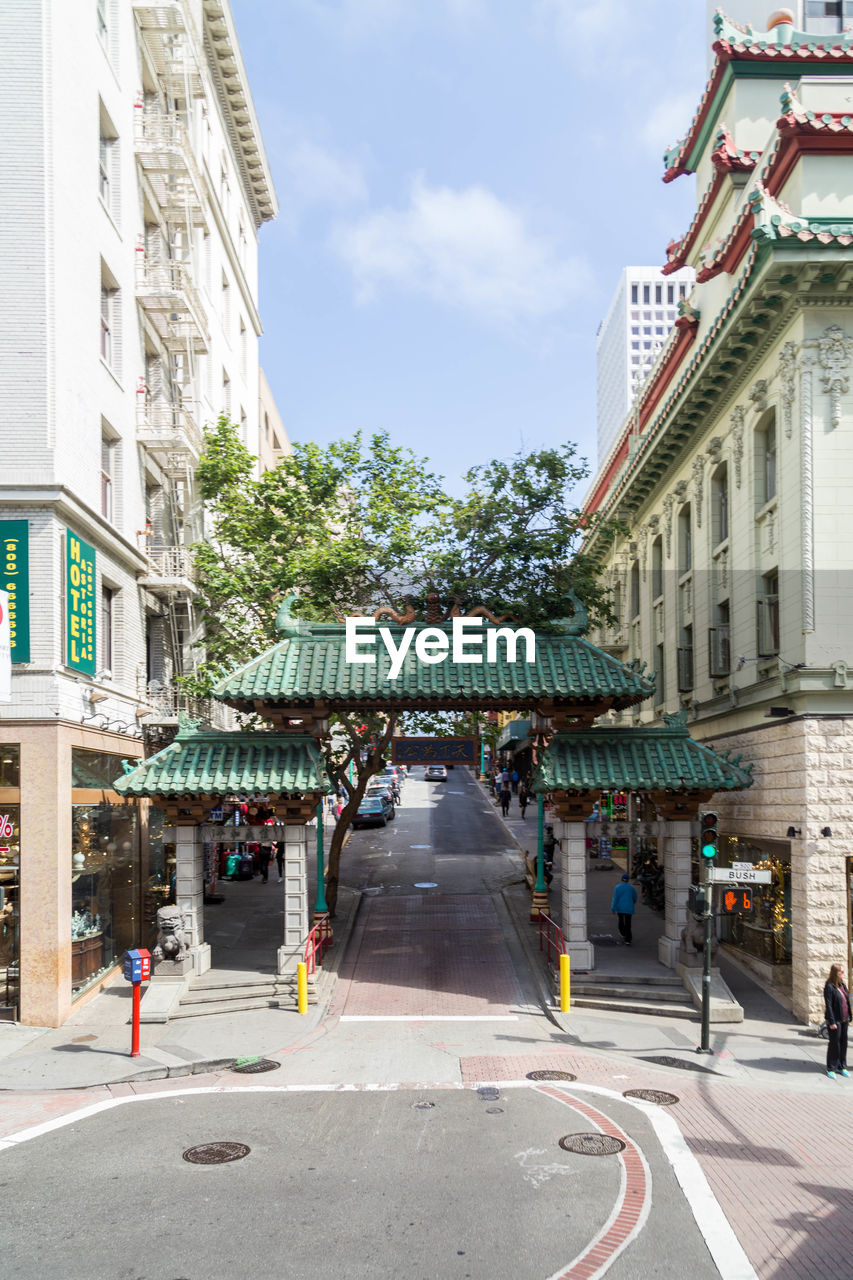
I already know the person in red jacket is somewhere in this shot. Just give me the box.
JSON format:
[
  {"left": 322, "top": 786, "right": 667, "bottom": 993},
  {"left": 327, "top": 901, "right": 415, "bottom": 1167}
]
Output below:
[{"left": 824, "top": 963, "right": 851, "bottom": 1079}]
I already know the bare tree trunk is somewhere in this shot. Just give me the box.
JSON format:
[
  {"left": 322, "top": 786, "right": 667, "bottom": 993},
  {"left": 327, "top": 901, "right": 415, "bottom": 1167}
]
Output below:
[{"left": 324, "top": 714, "right": 397, "bottom": 917}]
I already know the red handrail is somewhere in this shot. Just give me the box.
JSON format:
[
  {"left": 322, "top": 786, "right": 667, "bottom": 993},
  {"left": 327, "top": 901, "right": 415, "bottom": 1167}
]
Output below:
[
  {"left": 538, "top": 911, "right": 567, "bottom": 966},
  {"left": 303, "top": 914, "right": 332, "bottom": 975}
]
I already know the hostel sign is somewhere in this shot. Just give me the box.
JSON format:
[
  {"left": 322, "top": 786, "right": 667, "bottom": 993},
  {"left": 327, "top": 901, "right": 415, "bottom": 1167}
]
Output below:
[
  {"left": 66, "top": 531, "right": 96, "bottom": 676},
  {"left": 0, "top": 520, "right": 30, "bottom": 663}
]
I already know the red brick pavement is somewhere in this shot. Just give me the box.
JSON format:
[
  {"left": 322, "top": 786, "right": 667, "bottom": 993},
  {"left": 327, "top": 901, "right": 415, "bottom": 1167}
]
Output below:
[
  {"left": 460, "top": 1049, "right": 853, "bottom": 1280},
  {"left": 338, "top": 894, "right": 524, "bottom": 1017}
]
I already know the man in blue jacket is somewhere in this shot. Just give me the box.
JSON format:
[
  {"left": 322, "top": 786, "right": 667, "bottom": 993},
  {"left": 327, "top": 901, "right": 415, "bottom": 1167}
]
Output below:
[{"left": 611, "top": 873, "right": 638, "bottom": 946}]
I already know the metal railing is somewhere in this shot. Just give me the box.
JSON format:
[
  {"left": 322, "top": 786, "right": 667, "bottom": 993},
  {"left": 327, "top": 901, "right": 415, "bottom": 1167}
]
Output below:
[
  {"left": 140, "top": 679, "right": 232, "bottom": 730},
  {"left": 303, "top": 914, "right": 332, "bottom": 975},
  {"left": 538, "top": 911, "right": 567, "bottom": 966},
  {"left": 143, "top": 545, "right": 195, "bottom": 583}
]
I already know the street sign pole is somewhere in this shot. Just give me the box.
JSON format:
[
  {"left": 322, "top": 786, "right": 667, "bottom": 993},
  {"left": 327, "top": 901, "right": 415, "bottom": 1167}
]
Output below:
[{"left": 700, "top": 852, "right": 713, "bottom": 1054}]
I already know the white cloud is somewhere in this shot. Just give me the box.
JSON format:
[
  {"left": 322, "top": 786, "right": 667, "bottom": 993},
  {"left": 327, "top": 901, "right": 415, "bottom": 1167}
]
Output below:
[
  {"left": 330, "top": 175, "right": 590, "bottom": 325},
  {"left": 296, "top": 0, "right": 484, "bottom": 37},
  {"left": 641, "top": 93, "right": 696, "bottom": 156},
  {"left": 269, "top": 135, "right": 368, "bottom": 230}
]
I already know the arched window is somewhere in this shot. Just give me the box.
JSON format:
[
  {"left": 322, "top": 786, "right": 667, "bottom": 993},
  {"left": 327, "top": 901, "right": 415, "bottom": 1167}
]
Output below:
[
  {"left": 711, "top": 463, "right": 729, "bottom": 545},
  {"left": 677, "top": 504, "right": 692, "bottom": 575}
]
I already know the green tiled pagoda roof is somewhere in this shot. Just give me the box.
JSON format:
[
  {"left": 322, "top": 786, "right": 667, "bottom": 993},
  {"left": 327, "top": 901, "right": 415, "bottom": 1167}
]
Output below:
[
  {"left": 212, "top": 621, "right": 655, "bottom": 712},
  {"left": 113, "top": 732, "right": 331, "bottom": 799},
  {"left": 533, "top": 719, "right": 754, "bottom": 795}
]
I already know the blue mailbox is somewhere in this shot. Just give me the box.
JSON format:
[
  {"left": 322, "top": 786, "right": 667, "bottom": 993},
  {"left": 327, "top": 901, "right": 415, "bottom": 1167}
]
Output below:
[{"left": 123, "top": 949, "right": 151, "bottom": 983}]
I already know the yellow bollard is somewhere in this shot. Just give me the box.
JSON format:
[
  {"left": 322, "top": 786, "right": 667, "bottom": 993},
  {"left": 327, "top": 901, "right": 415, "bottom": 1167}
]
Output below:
[
  {"left": 297, "top": 961, "right": 308, "bottom": 1014},
  {"left": 560, "top": 952, "right": 571, "bottom": 1014}
]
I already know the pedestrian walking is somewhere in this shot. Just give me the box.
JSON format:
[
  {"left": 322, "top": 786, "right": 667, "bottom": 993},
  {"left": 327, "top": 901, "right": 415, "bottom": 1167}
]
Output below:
[
  {"left": 500, "top": 785, "right": 511, "bottom": 817},
  {"left": 824, "top": 963, "right": 851, "bottom": 1078},
  {"left": 511, "top": 769, "right": 519, "bottom": 795},
  {"left": 275, "top": 841, "right": 284, "bottom": 883},
  {"left": 518, "top": 782, "right": 529, "bottom": 819},
  {"left": 610, "top": 872, "right": 638, "bottom": 946},
  {"left": 543, "top": 824, "right": 559, "bottom": 885},
  {"left": 258, "top": 843, "right": 272, "bottom": 883}
]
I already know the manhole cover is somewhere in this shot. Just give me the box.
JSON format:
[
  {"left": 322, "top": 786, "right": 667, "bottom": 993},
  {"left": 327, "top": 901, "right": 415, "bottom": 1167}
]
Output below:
[
  {"left": 182, "top": 1142, "right": 251, "bottom": 1165},
  {"left": 485, "top": 1107, "right": 504, "bottom": 1114},
  {"left": 230, "top": 1057, "right": 281, "bottom": 1074},
  {"left": 477, "top": 1087, "right": 500, "bottom": 1100},
  {"left": 623, "top": 1088, "right": 679, "bottom": 1106},
  {"left": 641, "top": 1055, "right": 718, "bottom": 1075},
  {"left": 558, "top": 1133, "right": 626, "bottom": 1157},
  {"left": 413, "top": 1101, "right": 436, "bottom": 1110},
  {"left": 413, "top": 882, "right": 438, "bottom": 888},
  {"left": 526, "top": 1070, "right": 577, "bottom": 1082}
]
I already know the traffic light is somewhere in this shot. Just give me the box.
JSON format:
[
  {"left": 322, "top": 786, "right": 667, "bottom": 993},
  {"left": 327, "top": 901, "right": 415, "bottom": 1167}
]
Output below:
[{"left": 700, "top": 811, "right": 719, "bottom": 860}]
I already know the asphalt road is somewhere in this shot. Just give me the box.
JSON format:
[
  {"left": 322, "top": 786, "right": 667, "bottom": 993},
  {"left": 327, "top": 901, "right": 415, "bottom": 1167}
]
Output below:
[{"left": 0, "top": 770, "right": 738, "bottom": 1280}]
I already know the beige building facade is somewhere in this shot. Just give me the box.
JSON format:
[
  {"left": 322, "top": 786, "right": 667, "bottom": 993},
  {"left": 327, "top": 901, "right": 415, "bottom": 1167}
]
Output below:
[{"left": 584, "top": 9, "right": 853, "bottom": 1025}]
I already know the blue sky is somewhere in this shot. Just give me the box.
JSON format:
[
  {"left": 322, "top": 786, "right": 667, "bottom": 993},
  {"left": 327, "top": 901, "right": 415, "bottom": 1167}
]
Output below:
[{"left": 232, "top": 0, "right": 708, "bottom": 494}]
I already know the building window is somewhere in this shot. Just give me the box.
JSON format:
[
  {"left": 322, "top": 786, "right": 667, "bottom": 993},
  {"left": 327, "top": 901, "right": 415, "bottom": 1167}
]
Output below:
[
  {"left": 677, "top": 624, "right": 693, "bottom": 692},
  {"left": 651, "top": 536, "right": 663, "bottom": 600},
  {"left": 678, "top": 504, "right": 692, "bottom": 575},
  {"left": 96, "top": 0, "right": 108, "bottom": 45},
  {"left": 630, "top": 561, "right": 640, "bottom": 620},
  {"left": 643, "top": 285, "right": 650, "bottom": 304},
  {"left": 711, "top": 463, "right": 729, "bottom": 545},
  {"left": 656, "top": 643, "right": 665, "bottom": 703},
  {"left": 756, "top": 411, "right": 777, "bottom": 506},
  {"left": 805, "top": 1, "right": 853, "bottom": 32},
  {"left": 667, "top": 284, "right": 675, "bottom": 304},
  {"left": 631, "top": 284, "right": 638, "bottom": 304},
  {"left": 101, "top": 437, "right": 113, "bottom": 522},
  {"left": 709, "top": 600, "right": 730, "bottom": 677},
  {"left": 757, "top": 572, "right": 780, "bottom": 656},
  {"left": 239, "top": 317, "right": 247, "bottom": 373},
  {"left": 99, "top": 133, "right": 111, "bottom": 205},
  {"left": 101, "top": 587, "right": 114, "bottom": 672},
  {"left": 655, "top": 284, "right": 662, "bottom": 304},
  {"left": 222, "top": 370, "right": 231, "bottom": 414},
  {"left": 100, "top": 284, "right": 116, "bottom": 368}
]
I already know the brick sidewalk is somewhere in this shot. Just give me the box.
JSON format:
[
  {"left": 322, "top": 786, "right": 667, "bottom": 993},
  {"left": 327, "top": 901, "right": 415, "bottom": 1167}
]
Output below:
[{"left": 460, "top": 1047, "right": 853, "bottom": 1280}]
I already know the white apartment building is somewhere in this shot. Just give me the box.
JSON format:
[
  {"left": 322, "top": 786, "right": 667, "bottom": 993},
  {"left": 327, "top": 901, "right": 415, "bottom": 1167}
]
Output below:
[
  {"left": 596, "top": 267, "right": 695, "bottom": 466},
  {"left": 0, "top": 0, "right": 277, "bottom": 1026}
]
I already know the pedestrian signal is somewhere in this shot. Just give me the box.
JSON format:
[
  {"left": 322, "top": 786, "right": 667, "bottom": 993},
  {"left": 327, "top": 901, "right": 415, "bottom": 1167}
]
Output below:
[
  {"left": 700, "top": 811, "right": 718, "bottom": 860},
  {"left": 720, "top": 888, "right": 753, "bottom": 914},
  {"left": 687, "top": 885, "right": 706, "bottom": 915}
]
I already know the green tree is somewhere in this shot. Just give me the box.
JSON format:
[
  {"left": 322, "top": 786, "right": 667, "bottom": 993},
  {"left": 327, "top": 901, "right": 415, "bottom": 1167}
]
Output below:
[{"left": 187, "top": 419, "right": 621, "bottom": 914}]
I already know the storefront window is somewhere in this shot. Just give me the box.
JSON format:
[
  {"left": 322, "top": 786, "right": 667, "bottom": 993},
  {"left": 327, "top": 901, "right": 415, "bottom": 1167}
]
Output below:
[
  {"left": 71, "top": 802, "right": 139, "bottom": 996},
  {"left": 0, "top": 805, "right": 20, "bottom": 1018},
  {"left": 0, "top": 745, "right": 19, "bottom": 788},
  {"left": 72, "top": 747, "right": 128, "bottom": 790},
  {"left": 694, "top": 834, "right": 792, "bottom": 966}
]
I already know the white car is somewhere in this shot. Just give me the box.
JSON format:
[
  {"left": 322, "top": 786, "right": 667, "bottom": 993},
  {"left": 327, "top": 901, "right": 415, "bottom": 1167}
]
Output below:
[{"left": 424, "top": 765, "right": 447, "bottom": 781}]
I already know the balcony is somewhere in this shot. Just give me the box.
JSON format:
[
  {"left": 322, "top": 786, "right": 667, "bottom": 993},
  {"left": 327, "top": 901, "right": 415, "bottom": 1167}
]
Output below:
[
  {"left": 139, "top": 545, "right": 196, "bottom": 597},
  {"left": 138, "top": 677, "right": 234, "bottom": 752},
  {"left": 133, "top": 104, "right": 206, "bottom": 227},
  {"left": 136, "top": 395, "right": 203, "bottom": 474},
  {"left": 132, "top": 2, "right": 204, "bottom": 99},
  {"left": 135, "top": 250, "right": 209, "bottom": 352}
]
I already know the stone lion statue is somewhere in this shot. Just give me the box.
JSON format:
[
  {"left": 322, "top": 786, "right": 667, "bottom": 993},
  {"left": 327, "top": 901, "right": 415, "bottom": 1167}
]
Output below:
[
  {"left": 680, "top": 899, "right": 718, "bottom": 961},
  {"left": 152, "top": 904, "right": 191, "bottom": 963}
]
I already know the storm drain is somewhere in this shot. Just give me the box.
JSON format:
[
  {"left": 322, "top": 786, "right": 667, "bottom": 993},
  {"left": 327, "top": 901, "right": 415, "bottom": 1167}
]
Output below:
[
  {"left": 623, "top": 1088, "right": 679, "bottom": 1106},
  {"left": 182, "top": 1142, "right": 251, "bottom": 1165},
  {"left": 526, "top": 1070, "right": 577, "bottom": 1082},
  {"left": 477, "top": 1087, "right": 501, "bottom": 1101},
  {"left": 559, "top": 1133, "right": 626, "bottom": 1157},
  {"left": 485, "top": 1107, "right": 504, "bottom": 1114},
  {"left": 230, "top": 1057, "right": 281, "bottom": 1074}
]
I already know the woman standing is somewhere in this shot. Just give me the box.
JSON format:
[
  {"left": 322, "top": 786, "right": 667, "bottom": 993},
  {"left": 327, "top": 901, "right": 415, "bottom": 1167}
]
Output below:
[{"left": 823, "top": 963, "right": 851, "bottom": 1079}]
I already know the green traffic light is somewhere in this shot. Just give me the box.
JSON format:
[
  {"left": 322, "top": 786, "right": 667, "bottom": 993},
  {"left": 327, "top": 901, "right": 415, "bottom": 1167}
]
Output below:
[{"left": 701, "top": 841, "right": 717, "bottom": 859}]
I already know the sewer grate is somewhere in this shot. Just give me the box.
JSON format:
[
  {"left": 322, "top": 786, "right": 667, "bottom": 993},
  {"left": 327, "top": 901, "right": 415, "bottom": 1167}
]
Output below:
[
  {"left": 230, "top": 1057, "right": 281, "bottom": 1074},
  {"left": 182, "top": 1142, "right": 251, "bottom": 1165},
  {"left": 413, "top": 1101, "right": 436, "bottom": 1110},
  {"left": 477, "top": 1087, "right": 501, "bottom": 1100},
  {"left": 641, "top": 1055, "right": 719, "bottom": 1075},
  {"left": 485, "top": 1107, "right": 504, "bottom": 1114},
  {"left": 559, "top": 1133, "right": 626, "bottom": 1157},
  {"left": 526, "top": 1070, "right": 577, "bottom": 1082},
  {"left": 623, "top": 1088, "right": 679, "bottom": 1106}
]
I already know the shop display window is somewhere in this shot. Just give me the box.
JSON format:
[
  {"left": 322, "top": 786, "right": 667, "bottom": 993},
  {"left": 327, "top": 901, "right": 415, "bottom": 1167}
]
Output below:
[
  {"left": 71, "top": 801, "right": 139, "bottom": 996},
  {"left": 692, "top": 833, "right": 792, "bottom": 966},
  {"left": 0, "top": 805, "right": 20, "bottom": 1019},
  {"left": 145, "top": 808, "right": 175, "bottom": 944},
  {"left": 72, "top": 747, "right": 128, "bottom": 790}
]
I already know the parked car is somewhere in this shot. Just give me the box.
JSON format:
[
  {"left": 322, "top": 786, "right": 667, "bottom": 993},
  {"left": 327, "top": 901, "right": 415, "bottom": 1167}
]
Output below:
[
  {"left": 424, "top": 765, "right": 448, "bottom": 781},
  {"left": 366, "top": 783, "right": 397, "bottom": 812},
  {"left": 381, "top": 766, "right": 404, "bottom": 788},
  {"left": 352, "top": 795, "right": 394, "bottom": 828}
]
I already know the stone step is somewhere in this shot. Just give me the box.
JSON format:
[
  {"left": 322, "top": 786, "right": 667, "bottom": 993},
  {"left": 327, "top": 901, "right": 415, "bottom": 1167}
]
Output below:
[
  {"left": 171, "top": 992, "right": 318, "bottom": 1018},
  {"left": 573, "top": 972, "right": 684, "bottom": 987},
  {"left": 571, "top": 982, "right": 691, "bottom": 1003},
  {"left": 568, "top": 993, "right": 696, "bottom": 1019}
]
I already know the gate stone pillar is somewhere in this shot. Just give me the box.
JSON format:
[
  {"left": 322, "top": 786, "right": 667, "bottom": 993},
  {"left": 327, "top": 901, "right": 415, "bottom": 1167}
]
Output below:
[
  {"left": 556, "top": 819, "right": 594, "bottom": 970},
  {"left": 658, "top": 819, "right": 692, "bottom": 969},
  {"left": 278, "top": 823, "right": 310, "bottom": 974},
  {"left": 174, "top": 824, "right": 211, "bottom": 976}
]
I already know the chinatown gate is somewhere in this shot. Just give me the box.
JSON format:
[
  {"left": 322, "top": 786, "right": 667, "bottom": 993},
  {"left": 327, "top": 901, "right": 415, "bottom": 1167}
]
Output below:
[{"left": 115, "top": 597, "right": 753, "bottom": 1002}]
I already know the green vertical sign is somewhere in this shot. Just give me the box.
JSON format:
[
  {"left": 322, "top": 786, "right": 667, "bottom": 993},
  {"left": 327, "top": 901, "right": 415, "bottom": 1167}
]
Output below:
[
  {"left": 66, "top": 530, "right": 96, "bottom": 675},
  {"left": 0, "top": 521, "right": 30, "bottom": 663}
]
